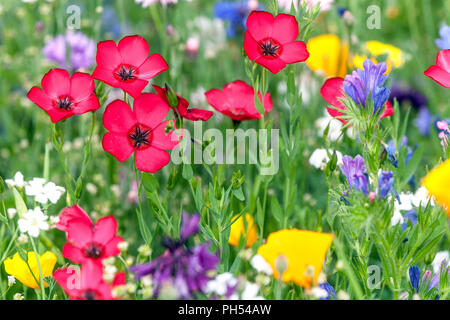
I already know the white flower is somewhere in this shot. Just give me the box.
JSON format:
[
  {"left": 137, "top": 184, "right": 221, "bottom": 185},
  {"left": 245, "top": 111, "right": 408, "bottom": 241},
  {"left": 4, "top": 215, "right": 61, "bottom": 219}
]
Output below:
[
  {"left": 5, "top": 172, "right": 25, "bottom": 188},
  {"left": 250, "top": 254, "right": 273, "bottom": 275},
  {"left": 278, "top": 0, "right": 335, "bottom": 12},
  {"left": 8, "top": 276, "right": 16, "bottom": 286},
  {"left": 17, "top": 233, "right": 29, "bottom": 244},
  {"left": 206, "top": 272, "right": 237, "bottom": 296},
  {"left": 315, "top": 112, "right": 343, "bottom": 142},
  {"left": 25, "top": 178, "right": 65, "bottom": 204},
  {"left": 7, "top": 208, "right": 17, "bottom": 219},
  {"left": 432, "top": 251, "right": 449, "bottom": 273},
  {"left": 13, "top": 293, "right": 24, "bottom": 300},
  {"left": 391, "top": 187, "right": 435, "bottom": 226},
  {"left": 18, "top": 207, "right": 49, "bottom": 237},
  {"left": 241, "top": 282, "right": 264, "bottom": 300},
  {"left": 307, "top": 286, "right": 329, "bottom": 299},
  {"left": 309, "top": 148, "right": 343, "bottom": 170}
]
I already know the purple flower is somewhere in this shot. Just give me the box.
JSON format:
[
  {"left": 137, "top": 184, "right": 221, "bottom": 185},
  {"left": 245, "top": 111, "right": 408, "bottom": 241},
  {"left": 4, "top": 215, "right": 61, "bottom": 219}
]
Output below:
[
  {"left": 130, "top": 213, "right": 219, "bottom": 299},
  {"left": 409, "top": 265, "right": 420, "bottom": 293},
  {"left": 344, "top": 59, "right": 390, "bottom": 116},
  {"left": 319, "top": 282, "right": 337, "bottom": 300},
  {"left": 378, "top": 170, "right": 394, "bottom": 199},
  {"left": 42, "top": 31, "right": 95, "bottom": 70},
  {"left": 340, "top": 155, "right": 368, "bottom": 195},
  {"left": 401, "top": 209, "right": 418, "bottom": 230},
  {"left": 436, "top": 24, "right": 450, "bottom": 50},
  {"left": 414, "top": 107, "right": 433, "bottom": 137},
  {"left": 389, "top": 84, "right": 427, "bottom": 110}
]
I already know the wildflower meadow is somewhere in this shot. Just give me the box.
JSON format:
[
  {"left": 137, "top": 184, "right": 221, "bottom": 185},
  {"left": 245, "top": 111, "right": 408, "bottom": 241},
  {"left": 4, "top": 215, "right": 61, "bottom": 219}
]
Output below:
[{"left": 0, "top": 0, "right": 450, "bottom": 306}]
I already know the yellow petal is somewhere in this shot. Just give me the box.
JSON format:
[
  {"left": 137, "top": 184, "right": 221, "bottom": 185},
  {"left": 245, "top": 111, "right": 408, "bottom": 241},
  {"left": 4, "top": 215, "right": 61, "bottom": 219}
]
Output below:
[
  {"left": 423, "top": 159, "right": 450, "bottom": 216},
  {"left": 306, "top": 34, "right": 348, "bottom": 78},
  {"left": 366, "top": 41, "right": 405, "bottom": 68},
  {"left": 228, "top": 213, "right": 258, "bottom": 248},
  {"left": 257, "top": 229, "right": 333, "bottom": 288}
]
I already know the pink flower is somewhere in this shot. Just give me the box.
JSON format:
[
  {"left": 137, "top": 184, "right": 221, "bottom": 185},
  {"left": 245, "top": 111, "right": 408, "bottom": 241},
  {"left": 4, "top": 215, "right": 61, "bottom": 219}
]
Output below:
[
  {"left": 205, "top": 80, "right": 272, "bottom": 121},
  {"left": 27, "top": 69, "right": 100, "bottom": 123},
  {"left": 53, "top": 260, "right": 125, "bottom": 300},
  {"left": 56, "top": 205, "right": 93, "bottom": 233},
  {"left": 424, "top": 50, "right": 450, "bottom": 88},
  {"left": 243, "top": 11, "right": 309, "bottom": 74},
  {"left": 92, "top": 35, "right": 168, "bottom": 98},
  {"left": 62, "top": 212, "right": 123, "bottom": 265},
  {"left": 102, "top": 93, "right": 182, "bottom": 173}
]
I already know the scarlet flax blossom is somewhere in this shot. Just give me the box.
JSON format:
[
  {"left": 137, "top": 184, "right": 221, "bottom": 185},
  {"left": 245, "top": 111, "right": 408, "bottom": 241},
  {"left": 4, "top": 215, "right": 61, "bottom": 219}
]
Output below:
[
  {"left": 61, "top": 210, "right": 123, "bottom": 265},
  {"left": 102, "top": 93, "right": 182, "bottom": 173},
  {"left": 54, "top": 260, "right": 125, "bottom": 300},
  {"left": 205, "top": 80, "right": 272, "bottom": 121},
  {"left": 424, "top": 50, "right": 450, "bottom": 88},
  {"left": 56, "top": 204, "right": 93, "bottom": 233},
  {"left": 92, "top": 35, "right": 168, "bottom": 98},
  {"left": 153, "top": 84, "right": 213, "bottom": 121},
  {"left": 243, "top": 11, "right": 309, "bottom": 74},
  {"left": 27, "top": 69, "right": 100, "bottom": 123}
]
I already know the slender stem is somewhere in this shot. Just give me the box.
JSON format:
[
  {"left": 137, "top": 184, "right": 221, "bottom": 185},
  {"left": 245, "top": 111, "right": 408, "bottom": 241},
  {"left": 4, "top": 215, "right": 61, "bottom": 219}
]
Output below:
[{"left": 29, "top": 237, "right": 46, "bottom": 300}]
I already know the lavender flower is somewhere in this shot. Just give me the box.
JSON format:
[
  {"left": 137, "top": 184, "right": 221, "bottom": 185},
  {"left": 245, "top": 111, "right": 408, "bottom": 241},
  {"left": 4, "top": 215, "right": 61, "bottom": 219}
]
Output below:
[
  {"left": 414, "top": 107, "right": 433, "bottom": 137},
  {"left": 42, "top": 31, "right": 95, "bottom": 70},
  {"left": 344, "top": 59, "right": 390, "bottom": 116},
  {"left": 378, "top": 170, "right": 394, "bottom": 199},
  {"left": 340, "top": 155, "right": 368, "bottom": 195},
  {"left": 436, "top": 24, "right": 450, "bottom": 50},
  {"left": 130, "top": 212, "right": 219, "bottom": 299}
]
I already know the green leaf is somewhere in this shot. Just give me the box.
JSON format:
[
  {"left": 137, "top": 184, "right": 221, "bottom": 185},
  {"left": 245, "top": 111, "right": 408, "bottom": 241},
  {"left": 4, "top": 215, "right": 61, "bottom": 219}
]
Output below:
[{"left": 12, "top": 188, "right": 27, "bottom": 218}]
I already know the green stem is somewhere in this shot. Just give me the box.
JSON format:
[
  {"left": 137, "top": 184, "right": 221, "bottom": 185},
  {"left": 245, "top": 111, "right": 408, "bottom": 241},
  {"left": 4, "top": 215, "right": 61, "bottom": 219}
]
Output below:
[{"left": 29, "top": 237, "right": 46, "bottom": 300}]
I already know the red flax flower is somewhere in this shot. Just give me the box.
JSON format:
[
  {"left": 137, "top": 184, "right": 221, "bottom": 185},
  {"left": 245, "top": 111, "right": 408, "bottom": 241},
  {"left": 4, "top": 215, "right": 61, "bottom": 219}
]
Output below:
[
  {"left": 243, "top": 11, "right": 309, "bottom": 74},
  {"left": 56, "top": 205, "right": 92, "bottom": 233},
  {"left": 424, "top": 50, "right": 450, "bottom": 88},
  {"left": 153, "top": 84, "right": 213, "bottom": 121},
  {"left": 320, "top": 77, "right": 393, "bottom": 124},
  {"left": 27, "top": 69, "right": 100, "bottom": 123},
  {"left": 62, "top": 211, "right": 123, "bottom": 265},
  {"left": 92, "top": 35, "right": 168, "bottom": 98},
  {"left": 205, "top": 80, "right": 272, "bottom": 121},
  {"left": 102, "top": 93, "right": 182, "bottom": 172},
  {"left": 54, "top": 260, "right": 125, "bottom": 300}
]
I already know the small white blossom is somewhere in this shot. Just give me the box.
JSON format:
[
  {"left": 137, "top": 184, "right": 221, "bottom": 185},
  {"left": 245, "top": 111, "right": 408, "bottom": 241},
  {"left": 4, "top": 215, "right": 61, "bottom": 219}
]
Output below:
[
  {"left": 250, "top": 254, "right": 273, "bottom": 275},
  {"left": 307, "top": 286, "right": 329, "bottom": 299},
  {"left": 13, "top": 293, "right": 24, "bottom": 300},
  {"left": 118, "top": 241, "right": 129, "bottom": 252},
  {"left": 241, "top": 282, "right": 264, "bottom": 300},
  {"left": 8, "top": 276, "right": 16, "bottom": 286},
  {"left": 432, "top": 251, "right": 449, "bottom": 273},
  {"left": 18, "top": 233, "right": 29, "bottom": 244},
  {"left": 5, "top": 172, "right": 26, "bottom": 188},
  {"left": 7, "top": 208, "right": 17, "bottom": 219},
  {"left": 309, "top": 148, "right": 343, "bottom": 170},
  {"left": 206, "top": 273, "right": 237, "bottom": 296},
  {"left": 138, "top": 244, "right": 152, "bottom": 257},
  {"left": 25, "top": 178, "right": 65, "bottom": 204},
  {"left": 18, "top": 207, "right": 49, "bottom": 237}
]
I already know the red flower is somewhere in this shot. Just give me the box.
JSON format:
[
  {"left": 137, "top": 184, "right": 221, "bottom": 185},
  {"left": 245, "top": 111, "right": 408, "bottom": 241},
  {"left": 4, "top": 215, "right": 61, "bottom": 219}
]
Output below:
[
  {"left": 54, "top": 260, "right": 125, "bottom": 300},
  {"left": 92, "top": 35, "right": 168, "bottom": 98},
  {"left": 62, "top": 213, "right": 123, "bottom": 265},
  {"left": 56, "top": 205, "right": 92, "bottom": 233},
  {"left": 27, "top": 69, "right": 100, "bottom": 123},
  {"left": 152, "top": 84, "right": 213, "bottom": 121},
  {"left": 102, "top": 93, "right": 182, "bottom": 173},
  {"left": 243, "top": 11, "right": 309, "bottom": 74},
  {"left": 320, "top": 77, "right": 394, "bottom": 124},
  {"left": 205, "top": 80, "right": 272, "bottom": 121},
  {"left": 424, "top": 50, "right": 450, "bottom": 88}
]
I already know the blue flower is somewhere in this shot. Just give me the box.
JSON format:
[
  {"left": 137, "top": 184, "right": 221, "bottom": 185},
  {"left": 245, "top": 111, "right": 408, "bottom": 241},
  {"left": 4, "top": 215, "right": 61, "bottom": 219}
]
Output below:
[
  {"left": 340, "top": 155, "right": 369, "bottom": 195},
  {"left": 414, "top": 107, "right": 433, "bottom": 137},
  {"left": 378, "top": 170, "right": 394, "bottom": 199},
  {"left": 344, "top": 59, "right": 390, "bottom": 116},
  {"left": 214, "top": 1, "right": 262, "bottom": 38},
  {"left": 401, "top": 209, "right": 418, "bottom": 230},
  {"left": 409, "top": 265, "right": 420, "bottom": 293},
  {"left": 319, "top": 282, "right": 337, "bottom": 300},
  {"left": 436, "top": 24, "right": 450, "bottom": 50}
]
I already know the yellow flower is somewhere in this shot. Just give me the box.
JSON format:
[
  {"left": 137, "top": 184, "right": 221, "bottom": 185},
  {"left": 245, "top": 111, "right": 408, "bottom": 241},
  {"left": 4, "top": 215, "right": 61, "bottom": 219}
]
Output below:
[
  {"left": 306, "top": 34, "right": 349, "bottom": 78},
  {"left": 4, "top": 251, "right": 57, "bottom": 289},
  {"left": 257, "top": 229, "right": 333, "bottom": 288},
  {"left": 352, "top": 41, "right": 405, "bottom": 73},
  {"left": 423, "top": 159, "right": 450, "bottom": 216},
  {"left": 228, "top": 213, "right": 258, "bottom": 248}
]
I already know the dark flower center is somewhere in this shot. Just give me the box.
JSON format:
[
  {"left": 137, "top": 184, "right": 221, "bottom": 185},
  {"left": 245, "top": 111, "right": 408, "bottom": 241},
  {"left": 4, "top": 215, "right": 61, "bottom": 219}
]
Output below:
[
  {"left": 114, "top": 64, "right": 136, "bottom": 82},
  {"left": 258, "top": 38, "right": 282, "bottom": 59},
  {"left": 82, "top": 242, "right": 105, "bottom": 259},
  {"left": 56, "top": 96, "right": 73, "bottom": 111},
  {"left": 128, "top": 124, "right": 153, "bottom": 150},
  {"left": 81, "top": 289, "right": 99, "bottom": 300}
]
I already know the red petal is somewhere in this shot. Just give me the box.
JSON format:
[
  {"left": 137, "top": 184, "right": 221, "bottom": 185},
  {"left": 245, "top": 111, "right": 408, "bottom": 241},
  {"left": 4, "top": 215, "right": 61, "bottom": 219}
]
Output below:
[
  {"left": 46, "top": 108, "right": 75, "bottom": 123},
  {"left": 73, "top": 94, "right": 100, "bottom": 115},
  {"left": 118, "top": 35, "right": 150, "bottom": 67},
  {"left": 272, "top": 14, "right": 298, "bottom": 44},
  {"left": 246, "top": 11, "right": 274, "bottom": 41},
  {"left": 62, "top": 242, "right": 86, "bottom": 264},
  {"left": 136, "top": 54, "right": 168, "bottom": 79},
  {"left": 66, "top": 218, "right": 93, "bottom": 247},
  {"left": 119, "top": 79, "right": 149, "bottom": 98},
  {"left": 133, "top": 93, "right": 169, "bottom": 129},
  {"left": 279, "top": 41, "right": 309, "bottom": 64},
  {"left": 57, "top": 205, "right": 92, "bottom": 232},
  {"left": 53, "top": 268, "right": 80, "bottom": 297},
  {"left": 181, "top": 108, "right": 214, "bottom": 121},
  {"left": 321, "top": 77, "right": 347, "bottom": 124},
  {"left": 27, "top": 86, "right": 53, "bottom": 111},
  {"left": 41, "top": 69, "right": 70, "bottom": 99},
  {"left": 205, "top": 88, "right": 229, "bottom": 113},
  {"left": 380, "top": 101, "right": 394, "bottom": 119},
  {"left": 70, "top": 72, "right": 95, "bottom": 102},
  {"left": 151, "top": 119, "right": 183, "bottom": 150},
  {"left": 135, "top": 147, "right": 171, "bottom": 173},
  {"left": 243, "top": 32, "right": 262, "bottom": 61},
  {"left": 104, "top": 236, "right": 124, "bottom": 258},
  {"left": 93, "top": 216, "right": 117, "bottom": 245},
  {"left": 262, "top": 92, "right": 273, "bottom": 114},
  {"left": 424, "top": 65, "right": 450, "bottom": 88},
  {"left": 436, "top": 49, "right": 450, "bottom": 72},
  {"left": 92, "top": 67, "right": 121, "bottom": 88},
  {"left": 103, "top": 100, "right": 136, "bottom": 133},
  {"left": 95, "top": 40, "right": 121, "bottom": 70},
  {"left": 102, "top": 132, "right": 134, "bottom": 162},
  {"left": 113, "top": 272, "right": 126, "bottom": 286},
  {"left": 326, "top": 106, "right": 347, "bottom": 124},
  {"left": 255, "top": 56, "right": 287, "bottom": 74},
  {"left": 80, "top": 260, "right": 103, "bottom": 289}
]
